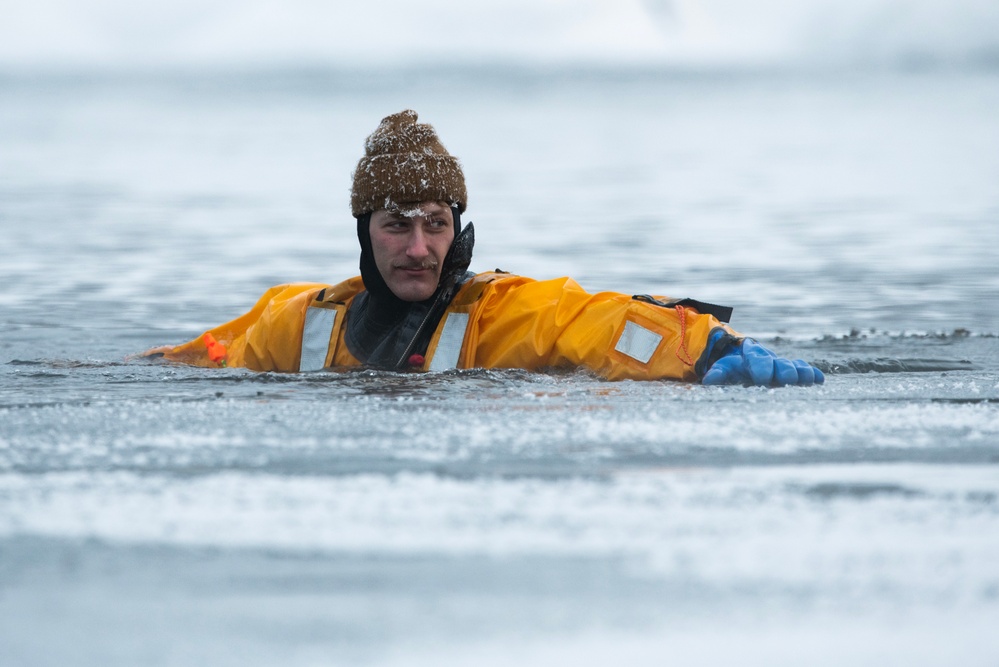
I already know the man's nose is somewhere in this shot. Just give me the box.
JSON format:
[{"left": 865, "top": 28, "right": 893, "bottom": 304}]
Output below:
[{"left": 406, "top": 228, "right": 430, "bottom": 258}]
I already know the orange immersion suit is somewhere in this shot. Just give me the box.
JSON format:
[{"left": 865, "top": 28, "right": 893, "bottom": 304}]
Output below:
[{"left": 145, "top": 272, "right": 739, "bottom": 382}]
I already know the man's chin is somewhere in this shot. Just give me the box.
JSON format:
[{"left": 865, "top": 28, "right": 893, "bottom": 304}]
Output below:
[{"left": 387, "top": 277, "right": 438, "bottom": 302}]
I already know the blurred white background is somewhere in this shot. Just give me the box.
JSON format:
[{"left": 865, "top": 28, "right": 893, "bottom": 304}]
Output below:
[{"left": 2, "top": 0, "right": 998, "bottom": 70}]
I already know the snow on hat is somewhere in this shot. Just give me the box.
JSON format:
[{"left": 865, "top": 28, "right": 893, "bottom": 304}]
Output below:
[{"left": 350, "top": 110, "right": 467, "bottom": 217}]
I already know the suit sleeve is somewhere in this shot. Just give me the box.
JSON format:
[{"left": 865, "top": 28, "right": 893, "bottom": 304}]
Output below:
[
  {"left": 142, "top": 283, "right": 325, "bottom": 371},
  {"left": 465, "top": 276, "right": 739, "bottom": 381}
]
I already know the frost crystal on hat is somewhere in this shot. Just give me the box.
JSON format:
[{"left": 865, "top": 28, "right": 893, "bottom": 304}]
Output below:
[{"left": 350, "top": 110, "right": 467, "bottom": 217}]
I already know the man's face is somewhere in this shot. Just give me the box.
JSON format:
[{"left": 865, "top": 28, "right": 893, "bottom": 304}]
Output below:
[{"left": 369, "top": 201, "right": 455, "bottom": 302}]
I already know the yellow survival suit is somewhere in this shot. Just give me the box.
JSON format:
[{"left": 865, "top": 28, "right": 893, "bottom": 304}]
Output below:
[{"left": 148, "top": 271, "right": 739, "bottom": 382}]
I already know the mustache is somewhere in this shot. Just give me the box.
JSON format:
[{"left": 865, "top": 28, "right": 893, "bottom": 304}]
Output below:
[{"left": 394, "top": 260, "right": 439, "bottom": 270}]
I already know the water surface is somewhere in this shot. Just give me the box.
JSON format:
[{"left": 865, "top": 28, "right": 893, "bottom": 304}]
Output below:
[{"left": 2, "top": 67, "right": 998, "bottom": 666}]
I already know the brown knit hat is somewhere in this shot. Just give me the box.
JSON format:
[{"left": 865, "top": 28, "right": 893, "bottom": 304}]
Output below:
[{"left": 350, "top": 110, "right": 467, "bottom": 217}]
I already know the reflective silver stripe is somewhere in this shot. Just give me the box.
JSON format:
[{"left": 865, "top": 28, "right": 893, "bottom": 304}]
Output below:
[
  {"left": 428, "top": 312, "right": 470, "bottom": 371},
  {"left": 299, "top": 307, "right": 338, "bottom": 371},
  {"left": 614, "top": 320, "right": 662, "bottom": 364}
]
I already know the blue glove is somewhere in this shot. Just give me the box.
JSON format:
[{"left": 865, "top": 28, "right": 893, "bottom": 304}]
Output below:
[{"left": 702, "top": 338, "right": 825, "bottom": 387}]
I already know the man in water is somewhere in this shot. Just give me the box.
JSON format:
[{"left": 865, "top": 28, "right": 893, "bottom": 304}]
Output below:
[{"left": 146, "top": 110, "right": 823, "bottom": 386}]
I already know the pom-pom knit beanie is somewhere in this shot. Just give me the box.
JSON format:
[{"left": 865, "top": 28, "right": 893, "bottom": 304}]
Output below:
[{"left": 350, "top": 110, "right": 467, "bottom": 217}]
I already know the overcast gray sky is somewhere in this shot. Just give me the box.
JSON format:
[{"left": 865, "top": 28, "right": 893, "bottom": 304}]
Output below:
[{"left": 1, "top": 0, "right": 997, "bottom": 69}]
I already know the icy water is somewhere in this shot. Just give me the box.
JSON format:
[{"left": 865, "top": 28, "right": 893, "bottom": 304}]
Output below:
[{"left": 2, "top": 67, "right": 999, "bottom": 666}]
